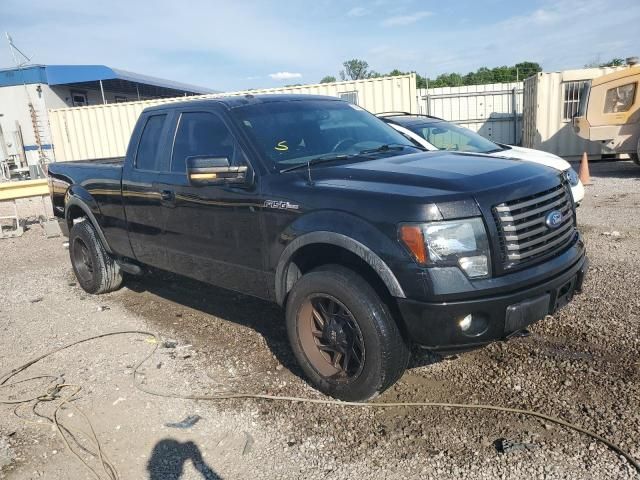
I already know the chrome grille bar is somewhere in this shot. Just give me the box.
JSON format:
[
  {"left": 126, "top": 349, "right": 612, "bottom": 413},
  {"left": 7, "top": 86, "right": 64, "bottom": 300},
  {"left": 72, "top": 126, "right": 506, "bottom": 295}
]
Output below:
[{"left": 493, "top": 182, "right": 576, "bottom": 269}]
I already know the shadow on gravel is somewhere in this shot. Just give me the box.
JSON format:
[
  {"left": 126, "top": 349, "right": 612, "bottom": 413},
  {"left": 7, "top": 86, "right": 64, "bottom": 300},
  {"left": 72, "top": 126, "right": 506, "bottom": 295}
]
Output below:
[
  {"left": 125, "top": 272, "right": 306, "bottom": 380},
  {"left": 147, "top": 438, "right": 221, "bottom": 480},
  {"left": 125, "top": 270, "right": 446, "bottom": 380}
]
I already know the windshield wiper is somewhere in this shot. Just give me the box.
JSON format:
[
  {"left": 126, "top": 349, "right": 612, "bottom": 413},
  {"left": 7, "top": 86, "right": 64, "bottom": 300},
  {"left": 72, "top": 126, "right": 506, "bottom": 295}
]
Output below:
[
  {"left": 279, "top": 154, "right": 355, "bottom": 173},
  {"left": 358, "top": 143, "right": 425, "bottom": 155}
]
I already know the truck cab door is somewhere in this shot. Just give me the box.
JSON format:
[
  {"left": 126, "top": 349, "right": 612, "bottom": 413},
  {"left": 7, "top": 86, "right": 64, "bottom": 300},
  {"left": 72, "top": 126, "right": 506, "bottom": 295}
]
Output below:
[
  {"left": 159, "top": 108, "right": 269, "bottom": 299},
  {"left": 122, "top": 110, "right": 175, "bottom": 268}
]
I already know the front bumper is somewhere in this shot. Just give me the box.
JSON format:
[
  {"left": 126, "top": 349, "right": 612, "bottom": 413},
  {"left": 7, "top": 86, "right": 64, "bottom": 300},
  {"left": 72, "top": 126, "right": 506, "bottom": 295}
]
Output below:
[{"left": 397, "top": 253, "right": 589, "bottom": 350}]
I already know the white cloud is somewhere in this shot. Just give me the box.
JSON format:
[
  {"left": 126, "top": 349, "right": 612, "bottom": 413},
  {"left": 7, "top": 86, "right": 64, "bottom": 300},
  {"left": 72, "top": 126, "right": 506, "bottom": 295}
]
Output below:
[
  {"left": 382, "top": 11, "right": 432, "bottom": 27},
  {"left": 269, "top": 71, "right": 303, "bottom": 80},
  {"left": 347, "top": 6, "right": 369, "bottom": 17}
]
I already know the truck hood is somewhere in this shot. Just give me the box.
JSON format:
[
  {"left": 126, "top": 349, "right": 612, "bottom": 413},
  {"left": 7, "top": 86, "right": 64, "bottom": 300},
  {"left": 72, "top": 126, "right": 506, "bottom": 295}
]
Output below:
[{"left": 311, "top": 150, "right": 560, "bottom": 199}]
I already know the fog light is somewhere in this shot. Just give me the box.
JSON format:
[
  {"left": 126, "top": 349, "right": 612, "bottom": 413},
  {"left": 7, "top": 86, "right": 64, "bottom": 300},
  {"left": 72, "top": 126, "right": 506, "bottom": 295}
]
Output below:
[
  {"left": 458, "top": 313, "right": 489, "bottom": 337},
  {"left": 458, "top": 255, "right": 488, "bottom": 278},
  {"left": 459, "top": 314, "right": 473, "bottom": 331}
]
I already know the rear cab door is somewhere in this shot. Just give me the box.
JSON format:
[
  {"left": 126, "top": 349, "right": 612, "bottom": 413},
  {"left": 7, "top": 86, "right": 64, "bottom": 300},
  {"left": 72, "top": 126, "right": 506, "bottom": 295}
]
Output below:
[{"left": 122, "top": 108, "right": 177, "bottom": 268}]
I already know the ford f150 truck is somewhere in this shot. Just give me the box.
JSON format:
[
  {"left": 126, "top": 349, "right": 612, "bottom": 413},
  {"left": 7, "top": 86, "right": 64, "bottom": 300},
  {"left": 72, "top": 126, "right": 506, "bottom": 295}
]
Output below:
[{"left": 48, "top": 95, "right": 588, "bottom": 401}]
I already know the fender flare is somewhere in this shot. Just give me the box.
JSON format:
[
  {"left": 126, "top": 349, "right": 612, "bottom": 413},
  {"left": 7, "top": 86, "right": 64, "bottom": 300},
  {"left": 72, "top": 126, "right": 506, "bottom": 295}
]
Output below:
[
  {"left": 275, "top": 231, "right": 406, "bottom": 305},
  {"left": 65, "top": 196, "right": 113, "bottom": 254}
]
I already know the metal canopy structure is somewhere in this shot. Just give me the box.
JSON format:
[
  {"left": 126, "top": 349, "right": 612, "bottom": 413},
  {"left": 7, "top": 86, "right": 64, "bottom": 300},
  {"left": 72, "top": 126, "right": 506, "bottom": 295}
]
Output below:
[{"left": 0, "top": 64, "right": 216, "bottom": 97}]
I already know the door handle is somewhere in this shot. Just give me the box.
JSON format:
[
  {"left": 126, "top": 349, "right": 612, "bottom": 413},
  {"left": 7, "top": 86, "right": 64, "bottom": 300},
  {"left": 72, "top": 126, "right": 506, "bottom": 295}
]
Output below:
[{"left": 160, "top": 189, "right": 174, "bottom": 201}]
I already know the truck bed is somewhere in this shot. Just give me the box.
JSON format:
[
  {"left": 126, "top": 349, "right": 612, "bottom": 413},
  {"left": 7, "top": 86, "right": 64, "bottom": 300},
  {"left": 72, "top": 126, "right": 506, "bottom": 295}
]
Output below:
[
  {"left": 48, "top": 157, "right": 125, "bottom": 228},
  {"left": 63, "top": 156, "right": 125, "bottom": 167}
]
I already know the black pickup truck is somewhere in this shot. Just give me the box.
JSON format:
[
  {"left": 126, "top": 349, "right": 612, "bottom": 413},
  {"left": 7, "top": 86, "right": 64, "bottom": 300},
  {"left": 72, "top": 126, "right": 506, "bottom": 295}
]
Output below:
[{"left": 48, "top": 95, "right": 588, "bottom": 401}]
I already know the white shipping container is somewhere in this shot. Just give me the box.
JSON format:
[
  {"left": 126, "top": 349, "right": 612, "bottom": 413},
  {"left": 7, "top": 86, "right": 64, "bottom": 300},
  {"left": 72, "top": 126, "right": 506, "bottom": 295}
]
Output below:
[
  {"left": 48, "top": 74, "right": 417, "bottom": 161},
  {"left": 418, "top": 82, "right": 523, "bottom": 145},
  {"left": 522, "top": 67, "right": 625, "bottom": 159}
]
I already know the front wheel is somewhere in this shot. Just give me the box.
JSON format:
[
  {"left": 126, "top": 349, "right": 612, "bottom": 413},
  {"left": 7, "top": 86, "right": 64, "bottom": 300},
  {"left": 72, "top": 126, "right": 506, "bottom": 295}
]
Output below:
[
  {"left": 285, "top": 265, "right": 409, "bottom": 401},
  {"left": 69, "top": 220, "right": 123, "bottom": 294}
]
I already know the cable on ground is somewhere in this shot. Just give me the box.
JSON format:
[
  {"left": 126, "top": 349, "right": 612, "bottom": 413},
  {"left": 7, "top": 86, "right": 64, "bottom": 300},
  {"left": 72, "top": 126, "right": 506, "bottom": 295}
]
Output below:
[{"left": 1, "top": 330, "right": 638, "bottom": 480}]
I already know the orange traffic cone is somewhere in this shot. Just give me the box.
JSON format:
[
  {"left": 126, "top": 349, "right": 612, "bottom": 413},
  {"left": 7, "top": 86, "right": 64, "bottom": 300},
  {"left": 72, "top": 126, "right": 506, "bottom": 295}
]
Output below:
[{"left": 578, "top": 152, "right": 592, "bottom": 185}]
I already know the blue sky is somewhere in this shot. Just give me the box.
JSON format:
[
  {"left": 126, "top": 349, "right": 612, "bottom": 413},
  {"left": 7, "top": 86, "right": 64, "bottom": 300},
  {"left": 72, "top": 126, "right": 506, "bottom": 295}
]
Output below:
[{"left": 1, "top": 0, "right": 639, "bottom": 91}]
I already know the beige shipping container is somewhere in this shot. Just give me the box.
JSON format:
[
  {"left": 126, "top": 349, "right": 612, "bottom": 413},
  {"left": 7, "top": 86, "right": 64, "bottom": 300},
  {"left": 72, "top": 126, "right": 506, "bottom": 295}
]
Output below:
[
  {"left": 48, "top": 74, "right": 417, "bottom": 161},
  {"left": 522, "top": 67, "right": 625, "bottom": 160}
]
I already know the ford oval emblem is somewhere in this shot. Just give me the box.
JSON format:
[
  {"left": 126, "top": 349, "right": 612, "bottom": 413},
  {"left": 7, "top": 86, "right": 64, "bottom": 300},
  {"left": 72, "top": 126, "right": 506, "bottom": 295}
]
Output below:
[{"left": 545, "top": 210, "right": 563, "bottom": 229}]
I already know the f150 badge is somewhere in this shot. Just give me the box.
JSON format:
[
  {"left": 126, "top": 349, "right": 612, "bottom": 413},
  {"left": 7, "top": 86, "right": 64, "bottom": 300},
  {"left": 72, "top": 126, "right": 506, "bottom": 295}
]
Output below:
[{"left": 264, "top": 200, "right": 300, "bottom": 210}]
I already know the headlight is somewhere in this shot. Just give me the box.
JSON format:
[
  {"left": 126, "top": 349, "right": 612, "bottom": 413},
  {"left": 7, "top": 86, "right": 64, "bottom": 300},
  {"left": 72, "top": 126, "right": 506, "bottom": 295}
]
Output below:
[
  {"left": 566, "top": 168, "right": 579, "bottom": 186},
  {"left": 399, "top": 218, "right": 491, "bottom": 278}
]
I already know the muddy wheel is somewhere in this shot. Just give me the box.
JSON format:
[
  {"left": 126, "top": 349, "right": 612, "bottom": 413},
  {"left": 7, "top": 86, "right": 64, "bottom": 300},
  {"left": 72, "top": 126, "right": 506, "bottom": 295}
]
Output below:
[
  {"left": 286, "top": 265, "right": 409, "bottom": 401},
  {"left": 69, "top": 220, "right": 123, "bottom": 294}
]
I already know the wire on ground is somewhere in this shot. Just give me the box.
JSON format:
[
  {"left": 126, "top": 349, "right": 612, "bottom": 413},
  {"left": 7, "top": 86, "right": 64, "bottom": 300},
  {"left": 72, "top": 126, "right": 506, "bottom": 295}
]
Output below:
[{"left": 1, "top": 330, "right": 638, "bottom": 479}]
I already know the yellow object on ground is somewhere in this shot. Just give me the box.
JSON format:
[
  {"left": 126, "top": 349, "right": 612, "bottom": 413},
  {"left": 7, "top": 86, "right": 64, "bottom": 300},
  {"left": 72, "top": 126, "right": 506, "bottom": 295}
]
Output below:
[{"left": 0, "top": 179, "right": 49, "bottom": 201}]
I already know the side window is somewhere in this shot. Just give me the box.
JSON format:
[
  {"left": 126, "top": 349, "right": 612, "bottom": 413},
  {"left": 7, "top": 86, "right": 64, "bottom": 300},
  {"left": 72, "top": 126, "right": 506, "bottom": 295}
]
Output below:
[
  {"left": 136, "top": 114, "right": 167, "bottom": 171},
  {"left": 70, "top": 91, "right": 88, "bottom": 107},
  {"left": 171, "top": 112, "right": 239, "bottom": 173}
]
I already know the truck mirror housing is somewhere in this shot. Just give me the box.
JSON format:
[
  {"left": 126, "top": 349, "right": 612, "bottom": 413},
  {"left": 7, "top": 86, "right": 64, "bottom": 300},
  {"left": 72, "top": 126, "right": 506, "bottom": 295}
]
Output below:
[{"left": 186, "top": 156, "right": 248, "bottom": 186}]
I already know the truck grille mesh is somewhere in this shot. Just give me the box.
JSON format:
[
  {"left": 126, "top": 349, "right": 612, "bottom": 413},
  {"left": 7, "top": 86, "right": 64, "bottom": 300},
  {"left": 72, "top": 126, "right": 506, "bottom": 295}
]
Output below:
[{"left": 493, "top": 182, "right": 576, "bottom": 269}]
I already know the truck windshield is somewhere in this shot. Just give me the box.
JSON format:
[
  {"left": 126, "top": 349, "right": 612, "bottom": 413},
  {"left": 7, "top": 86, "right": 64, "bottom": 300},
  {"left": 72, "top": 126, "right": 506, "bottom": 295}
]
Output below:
[
  {"left": 230, "top": 99, "right": 416, "bottom": 170},
  {"left": 407, "top": 121, "right": 504, "bottom": 154}
]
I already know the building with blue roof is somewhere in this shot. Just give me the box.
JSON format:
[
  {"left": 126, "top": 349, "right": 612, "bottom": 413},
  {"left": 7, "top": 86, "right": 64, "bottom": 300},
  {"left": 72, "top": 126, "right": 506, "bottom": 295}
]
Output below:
[{"left": 0, "top": 64, "right": 216, "bottom": 179}]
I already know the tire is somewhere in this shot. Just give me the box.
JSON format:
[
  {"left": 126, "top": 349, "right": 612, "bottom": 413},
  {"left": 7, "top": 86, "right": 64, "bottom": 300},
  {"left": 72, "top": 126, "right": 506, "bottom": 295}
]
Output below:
[
  {"left": 285, "top": 264, "right": 410, "bottom": 401},
  {"left": 69, "top": 220, "right": 123, "bottom": 294}
]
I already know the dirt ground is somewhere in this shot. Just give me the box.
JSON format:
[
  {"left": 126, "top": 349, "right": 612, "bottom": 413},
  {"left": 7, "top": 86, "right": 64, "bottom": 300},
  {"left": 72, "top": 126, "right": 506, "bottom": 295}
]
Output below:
[{"left": 0, "top": 160, "right": 639, "bottom": 479}]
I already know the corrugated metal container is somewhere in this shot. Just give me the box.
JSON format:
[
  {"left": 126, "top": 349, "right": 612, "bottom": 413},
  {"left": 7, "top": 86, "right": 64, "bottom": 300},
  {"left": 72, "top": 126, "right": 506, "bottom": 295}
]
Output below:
[
  {"left": 522, "top": 67, "right": 625, "bottom": 159},
  {"left": 49, "top": 74, "right": 417, "bottom": 161},
  {"left": 418, "top": 82, "right": 523, "bottom": 144}
]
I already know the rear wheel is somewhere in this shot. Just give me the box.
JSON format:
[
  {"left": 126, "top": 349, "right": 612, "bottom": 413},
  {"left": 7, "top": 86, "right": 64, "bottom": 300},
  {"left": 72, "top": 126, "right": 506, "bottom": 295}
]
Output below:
[
  {"left": 69, "top": 220, "right": 123, "bottom": 294},
  {"left": 285, "top": 265, "right": 409, "bottom": 401}
]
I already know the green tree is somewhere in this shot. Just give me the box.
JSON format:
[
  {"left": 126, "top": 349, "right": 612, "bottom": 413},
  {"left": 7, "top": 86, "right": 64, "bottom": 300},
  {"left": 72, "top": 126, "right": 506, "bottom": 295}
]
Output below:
[
  {"left": 425, "top": 61, "right": 542, "bottom": 87},
  {"left": 584, "top": 57, "right": 626, "bottom": 68},
  {"left": 602, "top": 58, "right": 625, "bottom": 67},
  {"left": 319, "top": 75, "right": 336, "bottom": 83},
  {"left": 340, "top": 59, "right": 370, "bottom": 80}
]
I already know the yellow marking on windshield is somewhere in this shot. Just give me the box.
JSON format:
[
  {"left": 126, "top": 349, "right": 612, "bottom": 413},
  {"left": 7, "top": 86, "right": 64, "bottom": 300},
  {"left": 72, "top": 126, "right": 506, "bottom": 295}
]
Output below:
[{"left": 275, "top": 141, "right": 289, "bottom": 151}]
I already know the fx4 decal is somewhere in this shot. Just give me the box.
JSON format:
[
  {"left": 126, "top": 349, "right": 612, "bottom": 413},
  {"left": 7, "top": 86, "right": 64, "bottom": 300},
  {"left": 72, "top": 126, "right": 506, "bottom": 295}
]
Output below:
[{"left": 264, "top": 200, "right": 300, "bottom": 210}]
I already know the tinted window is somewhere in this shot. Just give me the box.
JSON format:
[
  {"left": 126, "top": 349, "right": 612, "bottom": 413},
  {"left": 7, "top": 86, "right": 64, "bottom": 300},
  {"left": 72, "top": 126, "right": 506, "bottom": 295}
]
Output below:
[
  {"left": 136, "top": 114, "right": 167, "bottom": 170},
  {"left": 171, "top": 112, "right": 237, "bottom": 173},
  {"left": 407, "top": 121, "right": 502, "bottom": 154},
  {"left": 231, "top": 100, "right": 414, "bottom": 170}
]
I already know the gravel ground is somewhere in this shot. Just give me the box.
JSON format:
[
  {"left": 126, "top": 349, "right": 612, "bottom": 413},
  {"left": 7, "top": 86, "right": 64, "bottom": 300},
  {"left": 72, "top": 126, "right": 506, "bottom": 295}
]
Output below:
[{"left": 0, "top": 160, "right": 639, "bottom": 479}]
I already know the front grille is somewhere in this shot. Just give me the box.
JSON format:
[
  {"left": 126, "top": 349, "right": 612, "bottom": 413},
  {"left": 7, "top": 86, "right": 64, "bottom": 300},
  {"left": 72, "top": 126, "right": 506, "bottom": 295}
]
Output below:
[{"left": 493, "top": 182, "right": 576, "bottom": 269}]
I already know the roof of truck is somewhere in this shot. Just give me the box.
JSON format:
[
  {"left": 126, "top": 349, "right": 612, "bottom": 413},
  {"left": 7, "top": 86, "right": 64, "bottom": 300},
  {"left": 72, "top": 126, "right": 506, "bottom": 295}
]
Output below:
[{"left": 143, "top": 94, "right": 344, "bottom": 112}]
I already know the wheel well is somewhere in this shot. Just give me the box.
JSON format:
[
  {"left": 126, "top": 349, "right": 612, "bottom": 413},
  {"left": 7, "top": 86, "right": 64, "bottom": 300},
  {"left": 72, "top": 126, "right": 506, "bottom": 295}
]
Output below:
[
  {"left": 284, "top": 243, "right": 406, "bottom": 337},
  {"left": 66, "top": 204, "right": 87, "bottom": 229}
]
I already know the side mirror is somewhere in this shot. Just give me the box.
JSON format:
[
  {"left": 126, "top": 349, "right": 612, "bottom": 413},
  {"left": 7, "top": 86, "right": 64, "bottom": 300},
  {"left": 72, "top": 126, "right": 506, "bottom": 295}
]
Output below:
[{"left": 186, "top": 156, "right": 248, "bottom": 186}]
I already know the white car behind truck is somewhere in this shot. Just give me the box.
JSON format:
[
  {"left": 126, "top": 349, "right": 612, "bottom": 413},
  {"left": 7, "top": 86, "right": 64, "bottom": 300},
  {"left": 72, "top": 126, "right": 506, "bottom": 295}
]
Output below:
[{"left": 378, "top": 113, "right": 585, "bottom": 205}]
